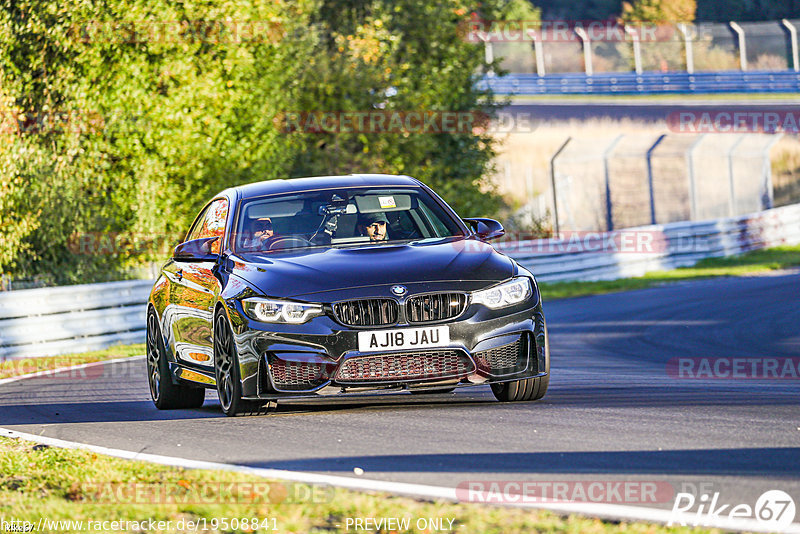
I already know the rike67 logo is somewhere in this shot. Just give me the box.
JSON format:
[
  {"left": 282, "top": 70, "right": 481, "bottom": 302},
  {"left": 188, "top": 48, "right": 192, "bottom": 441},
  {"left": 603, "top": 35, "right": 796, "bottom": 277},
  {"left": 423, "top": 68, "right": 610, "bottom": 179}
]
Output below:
[{"left": 669, "top": 490, "right": 796, "bottom": 530}]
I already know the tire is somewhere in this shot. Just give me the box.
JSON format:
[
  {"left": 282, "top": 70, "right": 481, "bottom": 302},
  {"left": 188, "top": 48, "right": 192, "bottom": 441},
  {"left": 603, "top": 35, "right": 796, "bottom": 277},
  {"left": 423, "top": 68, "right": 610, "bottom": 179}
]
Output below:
[
  {"left": 490, "top": 374, "right": 549, "bottom": 402},
  {"left": 213, "top": 313, "right": 270, "bottom": 417},
  {"left": 491, "top": 328, "right": 550, "bottom": 402},
  {"left": 146, "top": 310, "right": 206, "bottom": 410}
]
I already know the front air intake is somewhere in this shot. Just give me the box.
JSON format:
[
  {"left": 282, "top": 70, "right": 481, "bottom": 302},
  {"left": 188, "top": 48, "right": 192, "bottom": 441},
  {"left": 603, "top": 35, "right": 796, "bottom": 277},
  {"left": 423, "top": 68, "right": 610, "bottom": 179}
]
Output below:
[
  {"left": 405, "top": 293, "right": 467, "bottom": 323},
  {"left": 333, "top": 298, "right": 398, "bottom": 327}
]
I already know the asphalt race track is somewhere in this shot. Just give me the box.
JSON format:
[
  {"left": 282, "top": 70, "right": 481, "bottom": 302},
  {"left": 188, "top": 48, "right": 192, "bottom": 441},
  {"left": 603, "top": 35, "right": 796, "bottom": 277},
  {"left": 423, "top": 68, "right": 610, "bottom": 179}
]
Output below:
[{"left": 1, "top": 272, "right": 799, "bottom": 522}]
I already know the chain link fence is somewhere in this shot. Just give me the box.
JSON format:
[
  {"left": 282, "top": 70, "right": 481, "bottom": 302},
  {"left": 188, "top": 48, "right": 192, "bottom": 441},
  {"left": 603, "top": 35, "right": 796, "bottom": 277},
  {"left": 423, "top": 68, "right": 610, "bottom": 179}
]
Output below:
[
  {"left": 492, "top": 19, "right": 800, "bottom": 74},
  {"left": 495, "top": 132, "right": 791, "bottom": 233}
]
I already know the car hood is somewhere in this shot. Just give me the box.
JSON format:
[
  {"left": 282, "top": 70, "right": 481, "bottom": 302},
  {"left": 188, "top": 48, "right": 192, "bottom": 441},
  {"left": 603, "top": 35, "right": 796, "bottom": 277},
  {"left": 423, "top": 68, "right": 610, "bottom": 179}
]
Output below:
[{"left": 230, "top": 238, "right": 515, "bottom": 300}]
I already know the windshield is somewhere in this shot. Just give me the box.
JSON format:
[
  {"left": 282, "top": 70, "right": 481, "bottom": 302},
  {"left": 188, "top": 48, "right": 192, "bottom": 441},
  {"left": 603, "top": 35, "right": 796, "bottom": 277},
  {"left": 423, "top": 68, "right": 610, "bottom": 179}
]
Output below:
[{"left": 232, "top": 187, "right": 464, "bottom": 254}]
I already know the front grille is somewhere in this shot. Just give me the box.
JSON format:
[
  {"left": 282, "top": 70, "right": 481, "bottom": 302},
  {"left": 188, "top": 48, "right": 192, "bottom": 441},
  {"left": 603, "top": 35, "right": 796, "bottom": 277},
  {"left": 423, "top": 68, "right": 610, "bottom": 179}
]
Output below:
[
  {"left": 335, "top": 350, "right": 474, "bottom": 384},
  {"left": 269, "top": 356, "right": 332, "bottom": 391},
  {"left": 333, "top": 299, "right": 398, "bottom": 327},
  {"left": 474, "top": 335, "right": 530, "bottom": 376},
  {"left": 406, "top": 293, "right": 468, "bottom": 323}
]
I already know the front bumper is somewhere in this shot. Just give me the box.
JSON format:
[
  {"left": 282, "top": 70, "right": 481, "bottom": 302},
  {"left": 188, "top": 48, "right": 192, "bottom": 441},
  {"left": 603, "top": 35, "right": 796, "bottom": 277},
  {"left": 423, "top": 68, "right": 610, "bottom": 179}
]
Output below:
[{"left": 222, "top": 293, "right": 548, "bottom": 399}]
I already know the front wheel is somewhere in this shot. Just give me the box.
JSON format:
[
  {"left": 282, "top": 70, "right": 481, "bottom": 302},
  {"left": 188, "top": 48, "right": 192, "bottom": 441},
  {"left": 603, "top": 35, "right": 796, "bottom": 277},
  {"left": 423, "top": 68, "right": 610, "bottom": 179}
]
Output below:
[
  {"left": 214, "top": 313, "right": 270, "bottom": 417},
  {"left": 146, "top": 310, "right": 205, "bottom": 410},
  {"left": 490, "top": 374, "right": 549, "bottom": 402}
]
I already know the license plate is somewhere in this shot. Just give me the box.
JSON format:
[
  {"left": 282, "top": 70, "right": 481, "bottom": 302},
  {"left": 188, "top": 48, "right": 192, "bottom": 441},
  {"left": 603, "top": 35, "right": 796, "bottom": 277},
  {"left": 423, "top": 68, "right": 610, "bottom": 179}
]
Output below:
[{"left": 357, "top": 326, "right": 450, "bottom": 353}]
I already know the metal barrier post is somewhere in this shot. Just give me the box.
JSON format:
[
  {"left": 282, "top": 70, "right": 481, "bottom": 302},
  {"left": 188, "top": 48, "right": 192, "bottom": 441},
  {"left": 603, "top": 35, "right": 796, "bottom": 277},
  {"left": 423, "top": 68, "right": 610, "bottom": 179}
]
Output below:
[
  {"left": 603, "top": 135, "right": 625, "bottom": 231},
  {"left": 762, "top": 134, "right": 783, "bottom": 209},
  {"left": 526, "top": 166, "right": 534, "bottom": 205},
  {"left": 550, "top": 137, "right": 572, "bottom": 235},
  {"left": 625, "top": 26, "right": 643, "bottom": 75},
  {"left": 782, "top": 19, "right": 799, "bottom": 72},
  {"left": 729, "top": 21, "right": 748, "bottom": 71},
  {"left": 686, "top": 134, "right": 706, "bottom": 220},
  {"left": 727, "top": 135, "right": 747, "bottom": 216},
  {"left": 677, "top": 23, "right": 695, "bottom": 74},
  {"left": 574, "top": 26, "right": 593, "bottom": 76},
  {"left": 527, "top": 30, "right": 546, "bottom": 76},
  {"left": 480, "top": 35, "right": 494, "bottom": 74},
  {"left": 646, "top": 134, "right": 667, "bottom": 224}
]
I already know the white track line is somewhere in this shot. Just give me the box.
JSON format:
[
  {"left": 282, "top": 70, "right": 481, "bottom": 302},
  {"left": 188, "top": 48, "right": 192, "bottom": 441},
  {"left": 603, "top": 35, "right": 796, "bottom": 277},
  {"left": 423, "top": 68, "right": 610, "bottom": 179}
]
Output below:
[{"left": 1, "top": 357, "right": 798, "bottom": 533}]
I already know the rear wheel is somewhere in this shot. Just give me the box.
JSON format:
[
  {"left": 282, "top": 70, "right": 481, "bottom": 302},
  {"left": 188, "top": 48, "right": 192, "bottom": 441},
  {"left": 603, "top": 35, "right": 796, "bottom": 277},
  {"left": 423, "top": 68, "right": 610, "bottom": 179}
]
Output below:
[
  {"left": 146, "top": 310, "right": 205, "bottom": 410},
  {"left": 214, "top": 313, "right": 269, "bottom": 417}
]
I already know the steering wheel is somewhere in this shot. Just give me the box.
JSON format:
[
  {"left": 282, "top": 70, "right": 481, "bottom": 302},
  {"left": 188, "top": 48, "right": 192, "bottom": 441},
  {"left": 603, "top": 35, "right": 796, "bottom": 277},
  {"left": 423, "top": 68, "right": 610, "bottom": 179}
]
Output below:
[{"left": 265, "top": 236, "right": 313, "bottom": 251}]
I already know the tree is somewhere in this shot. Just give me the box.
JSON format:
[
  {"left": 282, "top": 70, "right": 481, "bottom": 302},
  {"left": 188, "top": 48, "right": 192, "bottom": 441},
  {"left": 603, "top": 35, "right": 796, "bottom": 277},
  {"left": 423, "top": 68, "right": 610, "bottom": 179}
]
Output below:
[
  {"left": 621, "top": 0, "right": 696, "bottom": 23},
  {"left": 283, "top": 0, "right": 509, "bottom": 217},
  {"left": 0, "top": 0, "right": 509, "bottom": 284}
]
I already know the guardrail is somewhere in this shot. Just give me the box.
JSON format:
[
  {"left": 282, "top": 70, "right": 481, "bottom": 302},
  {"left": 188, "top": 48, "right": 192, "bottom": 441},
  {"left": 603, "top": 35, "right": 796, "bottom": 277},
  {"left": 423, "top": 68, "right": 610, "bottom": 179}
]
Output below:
[
  {"left": 478, "top": 71, "right": 800, "bottom": 95},
  {"left": 1, "top": 202, "right": 799, "bottom": 360},
  {"left": 0, "top": 280, "right": 151, "bottom": 360},
  {"left": 496, "top": 202, "right": 800, "bottom": 282}
]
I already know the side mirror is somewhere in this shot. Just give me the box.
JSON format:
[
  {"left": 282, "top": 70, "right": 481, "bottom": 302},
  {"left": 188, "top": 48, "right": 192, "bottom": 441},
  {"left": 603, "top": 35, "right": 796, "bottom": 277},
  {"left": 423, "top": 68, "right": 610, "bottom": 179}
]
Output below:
[
  {"left": 173, "top": 237, "right": 220, "bottom": 262},
  {"left": 463, "top": 218, "right": 505, "bottom": 241}
]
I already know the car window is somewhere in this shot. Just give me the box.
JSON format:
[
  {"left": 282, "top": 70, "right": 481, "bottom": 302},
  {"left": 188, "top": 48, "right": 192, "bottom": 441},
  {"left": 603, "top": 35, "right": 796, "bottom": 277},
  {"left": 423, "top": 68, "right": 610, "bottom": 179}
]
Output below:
[
  {"left": 234, "top": 188, "right": 463, "bottom": 254},
  {"left": 187, "top": 198, "right": 228, "bottom": 254}
]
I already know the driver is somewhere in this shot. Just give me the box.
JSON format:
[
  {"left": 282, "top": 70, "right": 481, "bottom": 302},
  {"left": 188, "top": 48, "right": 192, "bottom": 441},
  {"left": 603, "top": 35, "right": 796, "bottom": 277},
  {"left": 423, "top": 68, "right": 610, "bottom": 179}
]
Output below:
[
  {"left": 243, "top": 217, "right": 274, "bottom": 250},
  {"left": 357, "top": 213, "right": 389, "bottom": 242}
]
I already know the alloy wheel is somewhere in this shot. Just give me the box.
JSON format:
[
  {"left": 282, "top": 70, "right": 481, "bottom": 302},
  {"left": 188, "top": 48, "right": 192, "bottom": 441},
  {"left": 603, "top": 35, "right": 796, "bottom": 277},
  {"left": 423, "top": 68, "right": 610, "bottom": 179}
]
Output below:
[
  {"left": 146, "top": 313, "right": 162, "bottom": 403},
  {"left": 214, "top": 315, "right": 235, "bottom": 412}
]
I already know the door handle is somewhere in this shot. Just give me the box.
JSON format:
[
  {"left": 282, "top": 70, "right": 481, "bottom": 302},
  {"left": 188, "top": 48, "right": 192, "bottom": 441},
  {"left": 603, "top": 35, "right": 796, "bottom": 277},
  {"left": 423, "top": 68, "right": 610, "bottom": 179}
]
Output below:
[{"left": 175, "top": 269, "right": 183, "bottom": 281}]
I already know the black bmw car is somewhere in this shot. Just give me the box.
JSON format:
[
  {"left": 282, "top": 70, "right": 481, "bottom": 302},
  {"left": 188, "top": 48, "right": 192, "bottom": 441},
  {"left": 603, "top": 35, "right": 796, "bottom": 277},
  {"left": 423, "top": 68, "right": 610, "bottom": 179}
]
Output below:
[{"left": 147, "top": 174, "right": 549, "bottom": 416}]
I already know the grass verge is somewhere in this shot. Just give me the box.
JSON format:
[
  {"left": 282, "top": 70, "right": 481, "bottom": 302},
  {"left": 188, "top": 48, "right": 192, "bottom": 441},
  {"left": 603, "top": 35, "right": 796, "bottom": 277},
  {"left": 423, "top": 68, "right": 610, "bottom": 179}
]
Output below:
[
  {"left": 540, "top": 245, "right": 800, "bottom": 300},
  {"left": 0, "top": 344, "right": 145, "bottom": 380},
  {"left": 0, "top": 436, "right": 710, "bottom": 534}
]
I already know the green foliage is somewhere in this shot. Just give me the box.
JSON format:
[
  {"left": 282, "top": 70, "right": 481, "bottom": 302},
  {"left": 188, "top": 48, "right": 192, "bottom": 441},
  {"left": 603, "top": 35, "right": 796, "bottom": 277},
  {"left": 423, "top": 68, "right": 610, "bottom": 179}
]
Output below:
[
  {"left": 499, "top": 0, "right": 542, "bottom": 20},
  {"left": 290, "top": 0, "right": 507, "bottom": 216},
  {"left": 0, "top": 0, "right": 506, "bottom": 284},
  {"left": 620, "top": 0, "right": 696, "bottom": 23}
]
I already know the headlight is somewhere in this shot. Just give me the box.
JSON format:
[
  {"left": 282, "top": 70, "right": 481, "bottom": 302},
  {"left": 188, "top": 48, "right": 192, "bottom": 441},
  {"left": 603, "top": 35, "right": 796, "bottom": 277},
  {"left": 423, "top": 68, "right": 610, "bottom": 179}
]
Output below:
[
  {"left": 472, "top": 277, "right": 533, "bottom": 309},
  {"left": 241, "top": 298, "right": 323, "bottom": 324}
]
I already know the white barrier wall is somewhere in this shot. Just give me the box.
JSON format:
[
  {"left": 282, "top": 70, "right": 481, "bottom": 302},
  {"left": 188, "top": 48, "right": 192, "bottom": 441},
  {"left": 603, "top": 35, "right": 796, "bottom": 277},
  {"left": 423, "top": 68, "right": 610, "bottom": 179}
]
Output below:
[
  {"left": 1, "top": 203, "right": 799, "bottom": 360},
  {"left": 496, "top": 202, "right": 800, "bottom": 283},
  {"left": 0, "top": 280, "right": 151, "bottom": 360}
]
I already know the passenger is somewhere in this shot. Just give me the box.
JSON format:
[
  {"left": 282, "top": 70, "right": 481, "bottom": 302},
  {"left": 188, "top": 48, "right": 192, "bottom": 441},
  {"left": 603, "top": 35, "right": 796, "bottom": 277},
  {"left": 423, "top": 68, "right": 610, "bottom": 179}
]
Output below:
[
  {"left": 357, "top": 213, "right": 389, "bottom": 242},
  {"left": 243, "top": 217, "right": 274, "bottom": 250}
]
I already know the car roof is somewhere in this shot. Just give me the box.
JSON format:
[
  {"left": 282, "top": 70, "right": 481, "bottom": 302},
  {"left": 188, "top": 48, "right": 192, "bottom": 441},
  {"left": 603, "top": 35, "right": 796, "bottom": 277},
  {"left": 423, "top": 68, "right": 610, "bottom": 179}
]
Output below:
[{"left": 221, "top": 174, "right": 423, "bottom": 200}]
